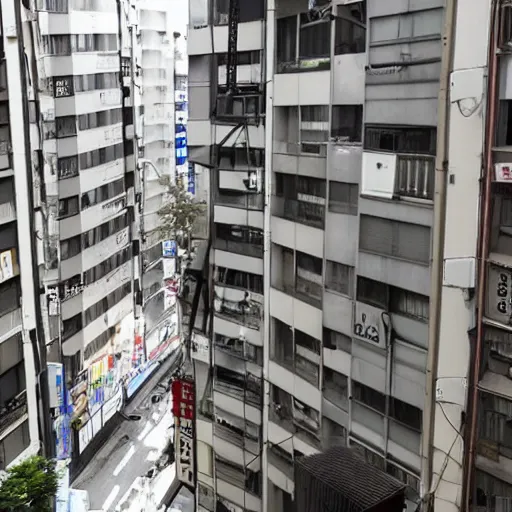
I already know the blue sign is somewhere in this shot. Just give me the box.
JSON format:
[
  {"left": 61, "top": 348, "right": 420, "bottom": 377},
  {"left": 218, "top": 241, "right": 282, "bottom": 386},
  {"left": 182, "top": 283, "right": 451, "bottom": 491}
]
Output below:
[
  {"left": 126, "top": 362, "right": 157, "bottom": 399},
  {"left": 163, "top": 240, "right": 177, "bottom": 257},
  {"left": 175, "top": 124, "right": 187, "bottom": 166},
  {"left": 188, "top": 163, "right": 195, "bottom": 195}
]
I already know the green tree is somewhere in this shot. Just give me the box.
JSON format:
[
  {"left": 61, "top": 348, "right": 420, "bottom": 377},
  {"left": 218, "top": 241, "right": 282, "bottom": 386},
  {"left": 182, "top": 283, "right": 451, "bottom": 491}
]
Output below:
[
  {"left": 0, "top": 456, "right": 59, "bottom": 512},
  {"left": 157, "top": 175, "right": 206, "bottom": 248}
]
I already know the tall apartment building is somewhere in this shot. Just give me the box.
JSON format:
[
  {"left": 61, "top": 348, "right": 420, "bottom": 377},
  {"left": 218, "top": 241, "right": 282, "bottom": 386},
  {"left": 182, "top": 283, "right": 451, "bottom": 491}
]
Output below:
[
  {"left": 186, "top": 0, "right": 499, "bottom": 511},
  {"left": 0, "top": 0, "right": 181, "bottom": 477},
  {"left": 0, "top": 0, "right": 46, "bottom": 470}
]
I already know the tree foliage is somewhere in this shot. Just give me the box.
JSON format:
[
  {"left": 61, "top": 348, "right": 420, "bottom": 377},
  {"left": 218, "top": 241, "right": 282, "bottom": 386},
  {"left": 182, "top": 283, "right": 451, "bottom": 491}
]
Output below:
[
  {"left": 157, "top": 175, "right": 206, "bottom": 245},
  {"left": 0, "top": 456, "right": 59, "bottom": 512}
]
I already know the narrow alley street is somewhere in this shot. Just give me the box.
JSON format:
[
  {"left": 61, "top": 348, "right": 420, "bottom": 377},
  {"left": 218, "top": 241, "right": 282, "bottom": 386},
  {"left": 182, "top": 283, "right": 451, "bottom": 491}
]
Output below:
[{"left": 73, "top": 352, "right": 179, "bottom": 511}]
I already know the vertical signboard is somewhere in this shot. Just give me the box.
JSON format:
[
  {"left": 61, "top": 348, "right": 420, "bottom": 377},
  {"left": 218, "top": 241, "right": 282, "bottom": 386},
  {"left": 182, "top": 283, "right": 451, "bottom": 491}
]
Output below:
[
  {"left": 187, "top": 162, "right": 195, "bottom": 195},
  {"left": 172, "top": 378, "right": 195, "bottom": 487},
  {"left": 48, "top": 363, "right": 71, "bottom": 460},
  {"left": 175, "top": 124, "right": 188, "bottom": 166}
]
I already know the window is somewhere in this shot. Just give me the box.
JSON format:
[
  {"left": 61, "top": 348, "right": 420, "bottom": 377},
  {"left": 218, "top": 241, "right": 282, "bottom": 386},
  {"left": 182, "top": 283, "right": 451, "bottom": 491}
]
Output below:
[
  {"left": 331, "top": 105, "right": 363, "bottom": 142},
  {"left": 323, "top": 368, "right": 349, "bottom": 410},
  {"left": 70, "top": 34, "right": 117, "bottom": 53},
  {"left": 352, "top": 381, "right": 386, "bottom": 414},
  {"left": 58, "top": 196, "right": 79, "bottom": 218},
  {"left": 83, "top": 247, "right": 131, "bottom": 285},
  {"left": 78, "top": 108, "right": 122, "bottom": 131},
  {"left": 84, "top": 327, "right": 116, "bottom": 362},
  {"left": 299, "top": 13, "right": 331, "bottom": 61},
  {"left": 276, "top": 16, "right": 298, "bottom": 70},
  {"left": 60, "top": 235, "right": 81, "bottom": 260},
  {"left": 42, "top": 35, "right": 71, "bottom": 55},
  {"left": 390, "top": 397, "right": 422, "bottom": 431},
  {"left": 214, "top": 0, "right": 263, "bottom": 25},
  {"left": 296, "top": 251, "right": 323, "bottom": 300},
  {"left": 357, "top": 277, "right": 388, "bottom": 309},
  {"left": 81, "top": 214, "right": 129, "bottom": 250},
  {"left": 272, "top": 318, "right": 293, "bottom": 368},
  {"left": 79, "top": 143, "right": 124, "bottom": 170},
  {"left": 0, "top": 421, "right": 30, "bottom": 470},
  {"left": 359, "top": 215, "right": 431, "bottom": 264},
  {"left": 295, "top": 329, "right": 320, "bottom": 355},
  {"left": 293, "top": 397, "right": 319, "bottom": 432},
  {"left": 84, "top": 283, "right": 131, "bottom": 325},
  {"left": 215, "top": 267, "right": 263, "bottom": 294},
  {"left": 0, "top": 334, "right": 23, "bottom": 375},
  {"left": 58, "top": 155, "right": 78, "bottom": 179},
  {"left": 56, "top": 116, "right": 77, "bottom": 138},
  {"left": 245, "top": 470, "right": 261, "bottom": 496},
  {"left": 325, "top": 261, "right": 353, "bottom": 296},
  {"left": 364, "top": 125, "right": 436, "bottom": 155},
  {"left": 73, "top": 72, "right": 119, "bottom": 93},
  {"left": 329, "top": 181, "right": 358, "bottom": 215},
  {"left": 36, "top": 0, "right": 68, "bottom": 12},
  {"left": 300, "top": 105, "right": 329, "bottom": 153},
  {"left": 295, "top": 354, "right": 319, "bottom": 386},
  {"left": 81, "top": 178, "right": 124, "bottom": 209},
  {"left": 62, "top": 313, "right": 82, "bottom": 341},
  {"left": 323, "top": 327, "right": 351, "bottom": 352},
  {"left": 335, "top": 6, "right": 366, "bottom": 55},
  {"left": 390, "top": 288, "right": 429, "bottom": 321},
  {"left": 0, "top": 280, "right": 21, "bottom": 317}
]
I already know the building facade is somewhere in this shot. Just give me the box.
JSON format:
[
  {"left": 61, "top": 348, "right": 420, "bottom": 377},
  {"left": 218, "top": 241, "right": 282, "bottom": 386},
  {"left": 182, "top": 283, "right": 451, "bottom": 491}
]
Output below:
[
  {"left": 186, "top": 0, "right": 500, "bottom": 511},
  {"left": 0, "top": 0, "right": 182, "bottom": 475}
]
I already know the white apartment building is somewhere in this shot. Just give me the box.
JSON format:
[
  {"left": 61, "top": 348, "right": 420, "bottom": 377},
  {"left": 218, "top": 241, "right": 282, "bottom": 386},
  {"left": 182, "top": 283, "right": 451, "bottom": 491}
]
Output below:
[
  {"left": 0, "top": 0, "right": 181, "bottom": 478},
  {"left": 185, "top": 0, "right": 501, "bottom": 511},
  {"left": 0, "top": 0, "right": 45, "bottom": 470}
]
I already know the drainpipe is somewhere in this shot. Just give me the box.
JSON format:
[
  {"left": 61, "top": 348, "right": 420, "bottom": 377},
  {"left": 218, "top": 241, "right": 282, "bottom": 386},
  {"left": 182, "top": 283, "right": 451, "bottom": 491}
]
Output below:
[
  {"left": 463, "top": 1, "right": 500, "bottom": 509},
  {"left": 420, "top": 0, "right": 457, "bottom": 505},
  {"left": 262, "top": 0, "right": 275, "bottom": 510}
]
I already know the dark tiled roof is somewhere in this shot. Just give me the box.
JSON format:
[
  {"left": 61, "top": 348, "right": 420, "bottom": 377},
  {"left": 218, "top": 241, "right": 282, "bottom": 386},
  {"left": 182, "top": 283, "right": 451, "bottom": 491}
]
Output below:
[{"left": 295, "top": 446, "right": 406, "bottom": 511}]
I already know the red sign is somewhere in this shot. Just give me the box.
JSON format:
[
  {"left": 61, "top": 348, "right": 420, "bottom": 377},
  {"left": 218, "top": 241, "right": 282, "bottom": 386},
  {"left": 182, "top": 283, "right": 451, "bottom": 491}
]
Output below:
[
  {"left": 172, "top": 378, "right": 194, "bottom": 420},
  {"left": 495, "top": 163, "right": 512, "bottom": 182}
]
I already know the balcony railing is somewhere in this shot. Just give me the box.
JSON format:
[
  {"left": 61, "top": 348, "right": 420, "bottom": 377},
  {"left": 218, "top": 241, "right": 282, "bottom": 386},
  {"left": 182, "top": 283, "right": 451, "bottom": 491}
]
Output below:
[
  {"left": 214, "top": 237, "right": 263, "bottom": 259},
  {"left": 213, "top": 285, "right": 262, "bottom": 330},
  {"left": 273, "top": 196, "right": 325, "bottom": 230},
  {"left": 0, "top": 390, "right": 27, "bottom": 437},
  {"left": 395, "top": 154, "right": 435, "bottom": 200}
]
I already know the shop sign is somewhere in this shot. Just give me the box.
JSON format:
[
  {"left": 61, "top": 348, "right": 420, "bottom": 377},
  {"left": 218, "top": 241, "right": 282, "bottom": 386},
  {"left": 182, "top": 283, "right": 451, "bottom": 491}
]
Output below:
[
  {"left": 0, "top": 249, "right": 14, "bottom": 283},
  {"left": 173, "top": 378, "right": 195, "bottom": 487},
  {"left": 495, "top": 163, "right": 512, "bottom": 182},
  {"left": 162, "top": 240, "right": 177, "bottom": 258}
]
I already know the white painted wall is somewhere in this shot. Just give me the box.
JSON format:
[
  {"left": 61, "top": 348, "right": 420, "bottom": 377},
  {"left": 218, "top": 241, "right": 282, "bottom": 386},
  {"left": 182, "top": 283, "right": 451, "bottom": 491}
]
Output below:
[{"left": 431, "top": 1, "right": 491, "bottom": 511}]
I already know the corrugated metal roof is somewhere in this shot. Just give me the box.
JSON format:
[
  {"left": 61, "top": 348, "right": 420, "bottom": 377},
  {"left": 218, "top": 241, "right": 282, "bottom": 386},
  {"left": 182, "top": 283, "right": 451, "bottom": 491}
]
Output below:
[{"left": 295, "top": 446, "right": 406, "bottom": 511}]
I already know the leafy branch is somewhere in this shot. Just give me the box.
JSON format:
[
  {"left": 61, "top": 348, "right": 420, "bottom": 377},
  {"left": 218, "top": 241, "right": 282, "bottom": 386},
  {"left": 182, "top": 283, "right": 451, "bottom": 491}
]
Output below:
[
  {"left": 0, "top": 456, "right": 59, "bottom": 512},
  {"left": 157, "top": 175, "right": 206, "bottom": 247}
]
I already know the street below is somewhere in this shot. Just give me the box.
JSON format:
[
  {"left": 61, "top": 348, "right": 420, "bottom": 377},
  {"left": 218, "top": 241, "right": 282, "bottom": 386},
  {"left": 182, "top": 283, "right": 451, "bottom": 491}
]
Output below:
[{"left": 73, "top": 352, "right": 179, "bottom": 511}]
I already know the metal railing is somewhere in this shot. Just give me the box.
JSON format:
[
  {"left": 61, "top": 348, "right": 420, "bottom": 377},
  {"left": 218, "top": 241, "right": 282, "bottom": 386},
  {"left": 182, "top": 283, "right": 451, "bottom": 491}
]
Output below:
[
  {"left": 0, "top": 390, "right": 28, "bottom": 437},
  {"left": 395, "top": 154, "right": 435, "bottom": 200}
]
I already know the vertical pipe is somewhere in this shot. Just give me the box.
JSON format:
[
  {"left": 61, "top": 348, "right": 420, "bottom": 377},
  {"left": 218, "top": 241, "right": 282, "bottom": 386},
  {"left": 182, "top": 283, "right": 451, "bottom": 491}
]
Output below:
[
  {"left": 463, "top": 1, "right": 500, "bottom": 509},
  {"left": 421, "top": 0, "right": 457, "bottom": 504},
  {"left": 262, "top": 0, "right": 275, "bottom": 510}
]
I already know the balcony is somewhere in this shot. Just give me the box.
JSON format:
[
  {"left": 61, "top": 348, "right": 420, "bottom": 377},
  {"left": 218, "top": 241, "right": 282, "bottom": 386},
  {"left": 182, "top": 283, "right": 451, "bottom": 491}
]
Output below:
[
  {"left": 0, "top": 390, "right": 27, "bottom": 438},
  {"left": 214, "top": 366, "right": 262, "bottom": 408},
  {"left": 214, "top": 285, "right": 263, "bottom": 331},
  {"left": 214, "top": 224, "right": 264, "bottom": 259},
  {"left": 215, "top": 334, "right": 262, "bottom": 365},
  {"left": 273, "top": 196, "right": 325, "bottom": 230},
  {"left": 362, "top": 151, "right": 435, "bottom": 201}
]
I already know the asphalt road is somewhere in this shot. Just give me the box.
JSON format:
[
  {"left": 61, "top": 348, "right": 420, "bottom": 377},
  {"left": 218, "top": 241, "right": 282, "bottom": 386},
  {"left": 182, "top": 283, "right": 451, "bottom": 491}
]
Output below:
[{"left": 73, "top": 356, "right": 178, "bottom": 511}]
